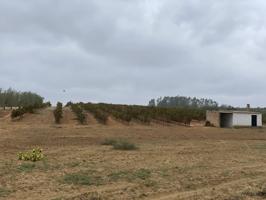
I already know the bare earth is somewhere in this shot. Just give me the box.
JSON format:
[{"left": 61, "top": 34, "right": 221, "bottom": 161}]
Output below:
[{"left": 1, "top": 108, "right": 266, "bottom": 200}]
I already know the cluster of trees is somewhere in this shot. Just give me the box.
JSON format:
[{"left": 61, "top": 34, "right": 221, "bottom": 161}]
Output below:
[
  {"left": 0, "top": 88, "right": 45, "bottom": 109},
  {"left": 72, "top": 102, "right": 206, "bottom": 125},
  {"left": 149, "top": 96, "right": 219, "bottom": 108}
]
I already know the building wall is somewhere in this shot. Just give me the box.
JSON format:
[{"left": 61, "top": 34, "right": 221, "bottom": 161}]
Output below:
[
  {"left": 206, "top": 111, "right": 220, "bottom": 127},
  {"left": 257, "top": 114, "right": 262, "bottom": 126},
  {"left": 233, "top": 113, "right": 262, "bottom": 127}
]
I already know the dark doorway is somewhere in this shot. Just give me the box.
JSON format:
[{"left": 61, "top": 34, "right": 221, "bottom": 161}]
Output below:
[
  {"left": 220, "top": 113, "right": 233, "bottom": 128},
  {"left": 252, "top": 115, "right": 257, "bottom": 127}
]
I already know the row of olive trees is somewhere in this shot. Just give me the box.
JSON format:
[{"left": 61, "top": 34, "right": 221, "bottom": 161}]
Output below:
[{"left": 0, "top": 88, "right": 44, "bottom": 109}]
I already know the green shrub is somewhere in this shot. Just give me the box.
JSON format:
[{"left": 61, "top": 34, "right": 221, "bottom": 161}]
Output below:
[
  {"left": 18, "top": 148, "right": 44, "bottom": 162},
  {"left": 53, "top": 102, "right": 63, "bottom": 124},
  {"left": 71, "top": 104, "right": 86, "bottom": 124},
  {"left": 101, "top": 138, "right": 117, "bottom": 146},
  {"left": 17, "top": 163, "right": 36, "bottom": 172},
  {"left": 0, "top": 187, "right": 11, "bottom": 197},
  {"left": 11, "top": 108, "right": 25, "bottom": 119},
  {"left": 112, "top": 140, "right": 137, "bottom": 150}
]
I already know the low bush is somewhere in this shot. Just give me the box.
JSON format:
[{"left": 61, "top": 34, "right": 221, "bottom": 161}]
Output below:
[
  {"left": 54, "top": 102, "right": 63, "bottom": 124},
  {"left": 112, "top": 140, "right": 137, "bottom": 150},
  {"left": 11, "top": 108, "right": 25, "bottom": 119},
  {"left": 101, "top": 138, "right": 117, "bottom": 146},
  {"left": 133, "top": 169, "right": 151, "bottom": 180},
  {"left": 17, "top": 163, "right": 36, "bottom": 172},
  {"left": 62, "top": 172, "right": 103, "bottom": 186},
  {"left": 0, "top": 187, "right": 11, "bottom": 197},
  {"left": 18, "top": 148, "right": 44, "bottom": 162}
]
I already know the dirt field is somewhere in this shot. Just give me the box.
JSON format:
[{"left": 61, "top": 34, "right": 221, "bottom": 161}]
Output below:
[{"left": 1, "top": 108, "right": 266, "bottom": 200}]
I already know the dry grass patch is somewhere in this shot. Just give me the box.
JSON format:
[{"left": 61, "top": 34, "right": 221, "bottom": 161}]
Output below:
[
  {"left": 101, "top": 138, "right": 117, "bottom": 146},
  {"left": 112, "top": 140, "right": 137, "bottom": 150},
  {"left": 0, "top": 187, "right": 12, "bottom": 198},
  {"left": 62, "top": 171, "right": 103, "bottom": 186},
  {"left": 17, "top": 163, "right": 36, "bottom": 172},
  {"left": 108, "top": 169, "right": 152, "bottom": 182}
]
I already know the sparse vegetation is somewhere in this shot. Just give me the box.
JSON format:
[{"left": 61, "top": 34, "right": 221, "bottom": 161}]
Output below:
[
  {"left": 133, "top": 169, "right": 151, "bottom": 180},
  {"left": 18, "top": 148, "right": 44, "bottom": 162},
  {"left": 17, "top": 163, "right": 36, "bottom": 172},
  {"left": 0, "top": 187, "right": 11, "bottom": 197},
  {"left": 108, "top": 169, "right": 151, "bottom": 182},
  {"left": 54, "top": 102, "right": 63, "bottom": 124},
  {"left": 243, "top": 187, "right": 266, "bottom": 197},
  {"left": 62, "top": 171, "right": 103, "bottom": 186},
  {"left": 101, "top": 138, "right": 117, "bottom": 146},
  {"left": 112, "top": 140, "right": 137, "bottom": 150}
]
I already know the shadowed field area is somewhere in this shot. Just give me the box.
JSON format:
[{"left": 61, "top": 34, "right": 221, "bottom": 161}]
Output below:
[{"left": 1, "top": 108, "right": 266, "bottom": 200}]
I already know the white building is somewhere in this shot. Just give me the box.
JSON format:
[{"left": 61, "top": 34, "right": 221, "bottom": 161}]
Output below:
[{"left": 206, "top": 110, "right": 262, "bottom": 128}]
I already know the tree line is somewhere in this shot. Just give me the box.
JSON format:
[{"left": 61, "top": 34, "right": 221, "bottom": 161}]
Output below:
[
  {"left": 0, "top": 88, "right": 44, "bottom": 109},
  {"left": 148, "top": 95, "right": 219, "bottom": 108}
]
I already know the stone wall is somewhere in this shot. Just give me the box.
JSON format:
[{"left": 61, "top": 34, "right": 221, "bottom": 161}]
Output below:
[{"left": 206, "top": 111, "right": 220, "bottom": 127}]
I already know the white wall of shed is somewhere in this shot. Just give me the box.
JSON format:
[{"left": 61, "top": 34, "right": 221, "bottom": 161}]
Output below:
[
  {"left": 233, "top": 113, "right": 262, "bottom": 127},
  {"left": 257, "top": 114, "right": 262, "bottom": 126}
]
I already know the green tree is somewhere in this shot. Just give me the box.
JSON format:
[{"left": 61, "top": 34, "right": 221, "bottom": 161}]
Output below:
[{"left": 53, "top": 102, "right": 63, "bottom": 124}]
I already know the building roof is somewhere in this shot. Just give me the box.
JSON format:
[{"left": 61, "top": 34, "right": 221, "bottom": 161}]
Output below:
[{"left": 207, "top": 110, "right": 261, "bottom": 114}]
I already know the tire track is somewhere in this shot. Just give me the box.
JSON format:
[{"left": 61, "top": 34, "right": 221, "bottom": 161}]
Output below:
[{"left": 146, "top": 176, "right": 266, "bottom": 200}]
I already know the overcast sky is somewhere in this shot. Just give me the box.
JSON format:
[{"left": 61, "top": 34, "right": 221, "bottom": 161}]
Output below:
[{"left": 1, "top": 0, "right": 266, "bottom": 106}]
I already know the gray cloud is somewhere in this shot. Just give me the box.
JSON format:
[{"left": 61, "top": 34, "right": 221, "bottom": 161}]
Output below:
[{"left": 1, "top": 0, "right": 266, "bottom": 106}]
